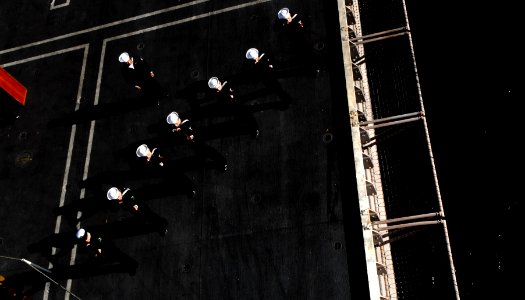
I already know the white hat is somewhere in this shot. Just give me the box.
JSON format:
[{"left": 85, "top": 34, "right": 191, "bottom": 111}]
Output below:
[
  {"left": 166, "top": 111, "right": 180, "bottom": 124},
  {"left": 208, "top": 77, "right": 220, "bottom": 89},
  {"left": 107, "top": 187, "right": 120, "bottom": 200},
  {"left": 76, "top": 228, "right": 86, "bottom": 239},
  {"left": 245, "top": 48, "right": 259, "bottom": 60},
  {"left": 119, "top": 52, "right": 130, "bottom": 63},
  {"left": 136, "top": 144, "right": 149, "bottom": 157},
  {"left": 278, "top": 8, "right": 290, "bottom": 20}
]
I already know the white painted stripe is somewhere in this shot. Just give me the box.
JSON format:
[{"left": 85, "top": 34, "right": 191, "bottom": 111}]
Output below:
[
  {"left": 35, "top": 44, "right": 89, "bottom": 300},
  {"left": 106, "top": 0, "right": 271, "bottom": 42},
  {"left": 94, "top": 42, "right": 107, "bottom": 106},
  {"left": 51, "top": 0, "right": 71, "bottom": 10},
  {"left": 0, "top": 0, "right": 210, "bottom": 55},
  {"left": 61, "top": 121, "right": 96, "bottom": 300},
  {"left": 1, "top": 44, "right": 87, "bottom": 67},
  {"left": 63, "top": 46, "right": 90, "bottom": 300},
  {"left": 63, "top": 244, "right": 77, "bottom": 300}
]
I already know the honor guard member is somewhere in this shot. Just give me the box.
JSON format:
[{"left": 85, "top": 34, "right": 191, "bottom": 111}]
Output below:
[
  {"left": 245, "top": 48, "right": 274, "bottom": 75},
  {"left": 107, "top": 187, "right": 169, "bottom": 236},
  {"left": 166, "top": 111, "right": 228, "bottom": 172},
  {"left": 136, "top": 144, "right": 165, "bottom": 168},
  {"left": 118, "top": 51, "right": 165, "bottom": 102},
  {"left": 166, "top": 111, "right": 195, "bottom": 142},
  {"left": 245, "top": 48, "right": 290, "bottom": 106},
  {"left": 208, "top": 77, "right": 260, "bottom": 138},
  {"left": 76, "top": 228, "right": 104, "bottom": 257},
  {"left": 75, "top": 228, "right": 138, "bottom": 275},
  {"left": 245, "top": 47, "right": 280, "bottom": 85},
  {"left": 274, "top": 7, "right": 316, "bottom": 70},
  {"left": 208, "top": 76, "right": 239, "bottom": 104},
  {"left": 275, "top": 7, "right": 307, "bottom": 46},
  {"left": 275, "top": 7, "right": 304, "bottom": 32},
  {"left": 136, "top": 144, "right": 197, "bottom": 198}
]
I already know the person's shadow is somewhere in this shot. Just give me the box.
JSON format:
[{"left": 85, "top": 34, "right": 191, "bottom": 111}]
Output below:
[
  {"left": 132, "top": 174, "right": 197, "bottom": 200},
  {"left": 61, "top": 171, "right": 197, "bottom": 227},
  {"left": 26, "top": 218, "right": 160, "bottom": 265},
  {"left": 82, "top": 155, "right": 201, "bottom": 190},
  {"left": 53, "top": 193, "right": 113, "bottom": 227},
  {"left": 176, "top": 72, "right": 294, "bottom": 118},
  {"left": 26, "top": 231, "right": 78, "bottom": 263},
  {"left": 195, "top": 112, "right": 261, "bottom": 142},
  {"left": 46, "top": 93, "right": 167, "bottom": 128},
  {"left": 55, "top": 257, "right": 138, "bottom": 278}
]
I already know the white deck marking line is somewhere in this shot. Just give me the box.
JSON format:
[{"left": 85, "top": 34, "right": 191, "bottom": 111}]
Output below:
[
  {"left": 105, "top": 0, "right": 271, "bottom": 43},
  {"left": 51, "top": 0, "right": 70, "bottom": 10},
  {"left": 61, "top": 120, "right": 95, "bottom": 300},
  {"left": 1, "top": 44, "right": 87, "bottom": 67},
  {"left": 0, "top": 0, "right": 210, "bottom": 55},
  {"left": 5, "top": 44, "right": 91, "bottom": 300},
  {"left": 62, "top": 45, "right": 90, "bottom": 300}
]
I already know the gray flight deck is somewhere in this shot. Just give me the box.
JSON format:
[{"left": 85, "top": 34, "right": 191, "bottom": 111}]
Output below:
[{"left": 0, "top": 0, "right": 369, "bottom": 299}]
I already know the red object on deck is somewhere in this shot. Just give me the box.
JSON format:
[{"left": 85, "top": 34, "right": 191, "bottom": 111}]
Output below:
[{"left": 0, "top": 66, "right": 27, "bottom": 106}]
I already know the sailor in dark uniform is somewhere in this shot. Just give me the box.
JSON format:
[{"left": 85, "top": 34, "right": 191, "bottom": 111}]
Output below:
[
  {"left": 135, "top": 144, "right": 197, "bottom": 198},
  {"left": 166, "top": 111, "right": 228, "bottom": 172},
  {"left": 207, "top": 76, "right": 239, "bottom": 104},
  {"left": 166, "top": 111, "right": 196, "bottom": 142},
  {"left": 245, "top": 48, "right": 291, "bottom": 109},
  {"left": 75, "top": 228, "right": 138, "bottom": 275},
  {"left": 207, "top": 77, "right": 260, "bottom": 138},
  {"left": 274, "top": 7, "right": 304, "bottom": 33},
  {"left": 135, "top": 144, "right": 165, "bottom": 169},
  {"left": 274, "top": 8, "right": 317, "bottom": 74},
  {"left": 186, "top": 77, "right": 240, "bottom": 116},
  {"left": 118, "top": 51, "right": 165, "bottom": 102},
  {"left": 106, "top": 187, "right": 168, "bottom": 236},
  {"left": 244, "top": 47, "right": 279, "bottom": 91},
  {"left": 245, "top": 47, "right": 275, "bottom": 81}
]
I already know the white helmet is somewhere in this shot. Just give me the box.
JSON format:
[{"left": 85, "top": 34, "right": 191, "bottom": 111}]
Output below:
[
  {"left": 166, "top": 111, "right": 180, "bottom": 125},
  {"left": 278, "top": 8, "right": 290, "bottom": 20},
  {"left": 118, "top": 52, "right": 130, "bottom": 63},
  {"left": 76, "top": 228, "right": 86, "bottom": 239},
  {"left": 208, "top": 77, "right": 220, "bottom": 89},
  {"left": 245, "top": 48, "right": 259, "bottom": 60},
  {"left": 136, "top": 144, "right": 149, "bottom": 157},
  {"left": 107, "top": 187, "right": 120, "bottom": 200}
]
